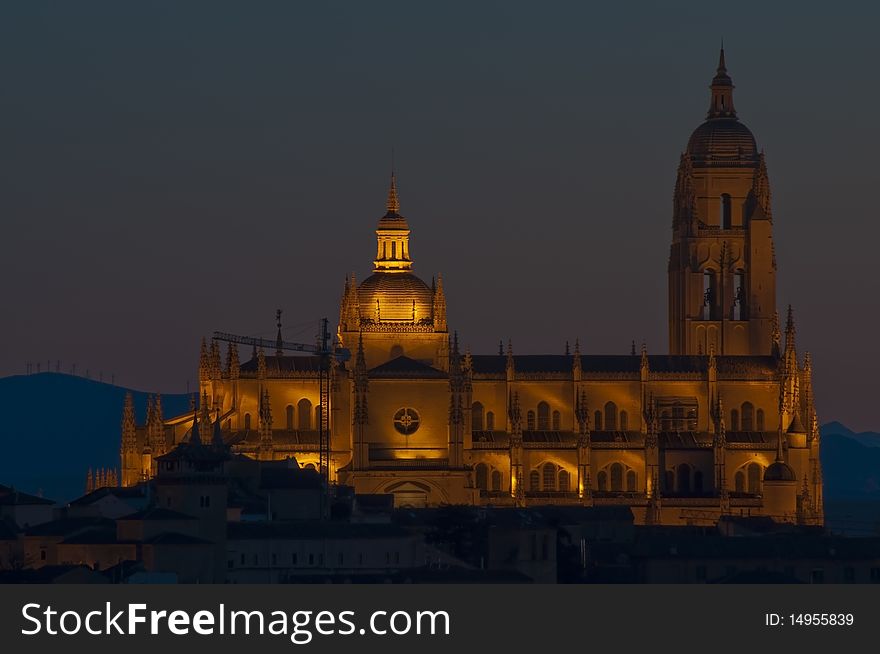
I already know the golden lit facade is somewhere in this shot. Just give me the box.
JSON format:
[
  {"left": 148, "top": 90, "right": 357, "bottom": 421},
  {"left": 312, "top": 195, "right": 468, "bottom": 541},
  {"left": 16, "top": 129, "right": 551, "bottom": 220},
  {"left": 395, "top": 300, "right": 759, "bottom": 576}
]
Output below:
[{"left": 121, "top": 50, "right": 823, "bottom": 526}]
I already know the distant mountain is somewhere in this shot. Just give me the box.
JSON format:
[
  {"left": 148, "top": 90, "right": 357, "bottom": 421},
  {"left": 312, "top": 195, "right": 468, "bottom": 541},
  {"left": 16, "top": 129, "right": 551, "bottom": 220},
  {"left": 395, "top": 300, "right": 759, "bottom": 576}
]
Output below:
[
  {"left": 820, "top": 431, "right": 880, "bottom": 500},
  {"left": 0, "top": 373, "right": 189, "bottom": 503},
  {"left": 821, "top": 421, "right": 880, "bottom": 448}
]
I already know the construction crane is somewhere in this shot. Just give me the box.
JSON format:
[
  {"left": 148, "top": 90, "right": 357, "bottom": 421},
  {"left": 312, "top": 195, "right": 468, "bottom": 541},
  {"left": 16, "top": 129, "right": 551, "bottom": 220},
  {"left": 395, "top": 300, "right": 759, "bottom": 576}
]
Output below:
[{"left": 211, "top": 312, "right": 351, "bottom": 495}]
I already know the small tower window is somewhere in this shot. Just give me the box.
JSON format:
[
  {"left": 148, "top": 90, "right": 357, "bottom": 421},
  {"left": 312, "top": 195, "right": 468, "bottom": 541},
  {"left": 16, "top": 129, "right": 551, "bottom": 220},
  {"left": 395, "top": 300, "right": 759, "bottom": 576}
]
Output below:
[
  {"left": 286, "top": 405, "right": 294, "bottom": 431},
  {"left": 757, "top": 409, "right": 765, "bottom": 431},
  {"left": 597, "top": 471, "right": 608, "bottom": 492},
  {"left": 491, "top": 470, "right": 502, "bottom": 491},
  {"left": 552, "top": 410, "right": 561, "bottom": 431},
  {"left": 486, "top": 411, "right": 495, "bottom": 431},
  {"left": 244, "top": 413, "right": 251, "bottom": 430},
  {"left": 594, "top": 410, "right": 603, "bottom": 431},
  {"left": 391, "top": 241, "right": 397, "bottom": 259},
  {"left": 527, "top": 410, "right": 536, "bottom": 431},
  {"left": 730, "top": 409, "right": 740, "bottom": 431},
  {"left": 721, "top": 194, "right": 732, "bottom": 229},
  {"left": 626, "top": 470, "right": 637, "bottom": 493},
  {"left": 619, "top": 410, "right": 628, "bottom": 431}
]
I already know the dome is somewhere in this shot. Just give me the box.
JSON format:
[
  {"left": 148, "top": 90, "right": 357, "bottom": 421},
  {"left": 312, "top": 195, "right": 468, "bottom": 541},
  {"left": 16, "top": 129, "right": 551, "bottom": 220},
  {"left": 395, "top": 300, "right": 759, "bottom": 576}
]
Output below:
[
  {"left": 358, "top": 272, "right": 434, "bottom": 322},
  {"left": 687, "top": 118, "right": 757, "bottom": 162},
  {"left": 377, "top": 211, "right": 409, "bottom": 230},
  {"left": 763, "top": 461, "right": 796, "bottom": 482}
]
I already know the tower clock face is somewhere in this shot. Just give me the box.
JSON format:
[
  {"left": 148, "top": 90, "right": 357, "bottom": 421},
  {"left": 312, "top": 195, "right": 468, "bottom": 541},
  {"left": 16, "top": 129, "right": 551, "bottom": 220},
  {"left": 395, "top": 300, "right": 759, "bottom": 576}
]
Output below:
[{"left": 393, "top": 407, "right": 421, "bottom": 435}]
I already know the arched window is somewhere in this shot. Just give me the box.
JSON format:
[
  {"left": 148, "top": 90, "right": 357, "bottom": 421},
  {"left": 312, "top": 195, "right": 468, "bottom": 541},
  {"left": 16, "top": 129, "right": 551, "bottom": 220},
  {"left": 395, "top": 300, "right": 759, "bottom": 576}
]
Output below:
[
  {"left": 747, "top": 463, "right": 761, "bottom": 494},
  {"left": 486, "top": 411, "right": 495, "bottom": 431},
  {"left": 491, "top": 470, "right": 502, "bottom": 492},
  {"left": 735, "top": 471, "right": 745, "bottom": 493},
  {"left": 678, "top": 464, "right": 691, "bottom": 494},
  {"left": 605, "top": 402, "right": 618, "bottom": 431},
  {"left": 244, "top": 413, "right": 251, "bottom": 430},
  {"left": 626, "top": 470, "right": 637, "bottom": 493},
  {"left": 741, "top": 402, "right": 754, "bottom": 431},
  {"left": 756, "top": 409, "right": 765, "bottom": 431},
  {"left": 559, "top": 470, "right": 570, "bottom": 492},
  {"left": 610, "top": 463, "right": 624, "bottom": 492},
  {"left": 665, "top": 470, "right": 675, "bottom": 492},
  {"left": 694, "top": 470, "right": 704, "bottom": 494},
  {"left": 721, "top": 193, "right": 732, "bottom": 229},
  {"left": 286, "top": 405, "right": 294, "bottom": 431},
  {"left": 594, "top": 410, "right": 603, "bottom": 431},
  {"left": 619, "top": 410, "right": 628, "bottom": 431},
  {"left": 304, "top": 462, "right": 316, "bottom": 471},
  {"left": 391, "top": 241, "right": 396, "bottom": 259},
  {"left": 730, "top": 409, "right": 740, "bottom": 431},
  {"left": 703, "top": 270, "right": 717, "bottom": 320},
  {"left": 537, "top": 402, "right": 550, "bottom": 430},
  {"left": 527, "top": 410, "right": 536, "bottom": 431},
  {"left": 597, "top": 471, "right": 608, "bottom": 492},
  {"left": 542, "top": 463, "right": 556, "bottom": 491},
  {"left": 552, "top": 410, "right": 561, "bottom": 431},
  {"left": 475, "top": 464, "right": 488, "bottom": 491},
  {"left": 297, "top": 398, "right": 312, "bottom": 430},
  {"left": 529, "top": 470, "right": 540, "bottom": 492},
  {"left": 472, "top": 402, "right": 484, "bottom": 432}
]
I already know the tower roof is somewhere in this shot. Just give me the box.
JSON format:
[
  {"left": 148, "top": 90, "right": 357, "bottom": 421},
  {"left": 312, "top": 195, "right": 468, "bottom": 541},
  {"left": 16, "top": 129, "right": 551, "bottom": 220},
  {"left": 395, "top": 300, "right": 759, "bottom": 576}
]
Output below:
[{"left": 686, "top": 48, "right": 758, "bottom": 164}]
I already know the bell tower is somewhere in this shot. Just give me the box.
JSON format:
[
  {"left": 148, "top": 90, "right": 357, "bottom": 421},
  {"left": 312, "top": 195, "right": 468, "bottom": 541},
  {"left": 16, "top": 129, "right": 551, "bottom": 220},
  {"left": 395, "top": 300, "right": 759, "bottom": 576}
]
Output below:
[{"left": 668, "top": 49, "right": 777, "bottom": 356}]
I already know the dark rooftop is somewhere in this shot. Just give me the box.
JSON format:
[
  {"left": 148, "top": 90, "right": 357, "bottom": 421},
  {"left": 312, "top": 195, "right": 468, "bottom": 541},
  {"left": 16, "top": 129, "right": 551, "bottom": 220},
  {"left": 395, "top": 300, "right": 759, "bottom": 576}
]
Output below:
[{"left": 369, "top": 355, "right": 447, "bottom": 379}]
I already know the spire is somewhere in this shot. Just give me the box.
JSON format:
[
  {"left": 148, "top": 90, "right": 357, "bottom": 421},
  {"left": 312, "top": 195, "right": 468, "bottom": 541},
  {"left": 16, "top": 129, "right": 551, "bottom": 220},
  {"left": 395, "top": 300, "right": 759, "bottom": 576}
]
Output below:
[
  {"left": 259, "top": 388, "right": 273, "bottom": 444},
  {"left": 198, "top": 337, "right": 209, "bottom": 384},
  {"left": 199, "top": 390, "right": 212, "bottom": 433},
  {"left": 226, "top": 342, "right": 240, "bottom": 380},
  {"left": 785, "top": 304, "right": 796, "bottom": 353},
  {"left": 210, "top": 340, "right": 222, "bottom": 380},
  {"left": 771, "top": 310, "right": 782, "bottom": 357},
  {"left": 572, "top": 338, "right": 582, "bottom": 378},
  {"left": 640, "top": 342, "right": 649, "bottom": 371},
  {"left": 386, "top": 172, "right": 400, "bottom": 214},
  {"left": 707, "top": 46, "right": 736, "bottom": 119},
  {"left": 121, "top": 391, "right": 137, "bottom": 453},
  {"left": 508, "top": 391, "right": 522, "bottom": 438},
  {"left": 775, "top": 425, "right": 786, "bottom": 463},
  {"left": 506, "top": 339, "right": 515, "bottom": 376}
]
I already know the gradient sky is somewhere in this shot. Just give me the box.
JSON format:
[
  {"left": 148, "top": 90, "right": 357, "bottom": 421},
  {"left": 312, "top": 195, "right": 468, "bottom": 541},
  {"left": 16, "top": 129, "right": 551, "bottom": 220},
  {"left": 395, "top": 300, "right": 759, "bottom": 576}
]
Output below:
[{"left": 2, "top": 2, "right": 879, "bottom": 430}]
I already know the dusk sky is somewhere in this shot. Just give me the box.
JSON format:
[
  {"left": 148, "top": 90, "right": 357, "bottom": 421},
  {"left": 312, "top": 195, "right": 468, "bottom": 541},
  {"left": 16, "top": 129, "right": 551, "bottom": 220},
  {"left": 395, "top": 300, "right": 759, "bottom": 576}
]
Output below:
[{"left": 2, "top": 2, "right": 879, "bottom": 430}]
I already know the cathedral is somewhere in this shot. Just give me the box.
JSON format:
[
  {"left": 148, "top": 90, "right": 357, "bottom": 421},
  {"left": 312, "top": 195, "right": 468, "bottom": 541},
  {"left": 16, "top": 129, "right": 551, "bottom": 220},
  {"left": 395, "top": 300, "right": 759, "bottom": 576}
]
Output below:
[{"left": 121, "top": 50, "right": 823, "bottom": 526}]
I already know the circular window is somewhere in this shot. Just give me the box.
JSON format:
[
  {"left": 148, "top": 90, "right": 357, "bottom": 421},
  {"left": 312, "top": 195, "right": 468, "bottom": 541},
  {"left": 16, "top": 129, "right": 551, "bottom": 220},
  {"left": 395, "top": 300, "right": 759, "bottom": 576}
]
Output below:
[{"left": 393, "top": 407, "right": 421, "bottom": 435}]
